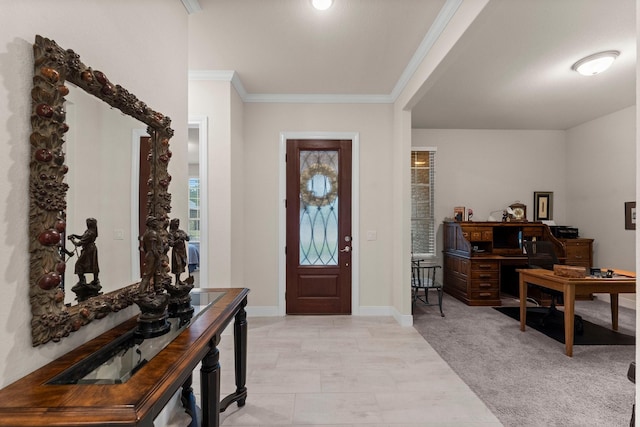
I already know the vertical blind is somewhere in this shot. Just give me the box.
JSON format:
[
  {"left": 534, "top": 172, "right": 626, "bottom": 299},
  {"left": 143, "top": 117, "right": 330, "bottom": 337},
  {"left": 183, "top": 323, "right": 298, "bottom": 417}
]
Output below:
[{"left": 411, "top": 149, "right": 436, "bottom": 257}]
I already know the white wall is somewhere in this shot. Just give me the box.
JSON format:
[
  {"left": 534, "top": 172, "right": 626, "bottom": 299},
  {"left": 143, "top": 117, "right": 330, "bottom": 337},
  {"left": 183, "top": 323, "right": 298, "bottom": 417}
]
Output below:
[
  {"left": 0, "top": 0, "right": 188, "bottom": 387},
  {"left": 189, "top": 80, "right": 235, "bottom": 287},
  {"left": 412, "top": 128, "right": 567, "bottom": 266},
  {"left": 566, "top": 106, "right": 636, "bottom": 271},
  {"left": 241, "top": 102, "right": 394, "bottom": 310}
]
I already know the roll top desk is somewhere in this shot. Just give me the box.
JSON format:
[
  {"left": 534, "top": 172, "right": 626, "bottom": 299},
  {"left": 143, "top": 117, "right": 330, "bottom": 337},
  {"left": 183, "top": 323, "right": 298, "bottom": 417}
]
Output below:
[{"left": 442, "top": 221, "right": 565, "bottom": 306}]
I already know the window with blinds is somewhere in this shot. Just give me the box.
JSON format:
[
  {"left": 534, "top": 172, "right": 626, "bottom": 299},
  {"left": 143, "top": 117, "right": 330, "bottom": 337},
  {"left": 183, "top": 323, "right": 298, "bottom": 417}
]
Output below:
[{"left": 411, "top": 149, "right": 436, "bottom": 257}]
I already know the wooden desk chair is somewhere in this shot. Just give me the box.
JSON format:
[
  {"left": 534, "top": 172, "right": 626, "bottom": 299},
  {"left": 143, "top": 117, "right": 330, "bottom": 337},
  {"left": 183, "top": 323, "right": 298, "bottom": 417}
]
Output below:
[{"left": 411, "top": 260, "right": 444, "bottom": 317}]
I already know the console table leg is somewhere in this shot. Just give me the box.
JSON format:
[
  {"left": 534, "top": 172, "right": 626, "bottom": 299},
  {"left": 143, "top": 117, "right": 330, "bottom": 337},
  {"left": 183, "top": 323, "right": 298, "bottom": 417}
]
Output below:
[
  {"left": 234, "top": 299, "right": 248, "bottom": 406},
  {"left": 181, "top": 373, "right": 197, "bottom": 427},
  {"left": 220, "top": 297, "right": 248, "bottom": 411},
  {"left": 201, "top": 335, "right": 221, "bottom": 427}
]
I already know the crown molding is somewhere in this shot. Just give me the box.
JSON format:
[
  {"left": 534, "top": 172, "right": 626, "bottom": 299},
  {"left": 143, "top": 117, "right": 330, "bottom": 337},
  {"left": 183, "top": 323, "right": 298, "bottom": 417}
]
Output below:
[
  {"left": 389, "top": 0, "right": 462, "bottom": 101},
  {"left": 181, "top": 0, "right": 202, "bottom": 14},
  {"left": 189, "top": 70, "right": 248, "bottom": 99},
  {"left": 188, "top": 0, "right": 461, "bottom": 105},
  {"left": 244, "top": 93, "right": 393, "bottom": 104}
]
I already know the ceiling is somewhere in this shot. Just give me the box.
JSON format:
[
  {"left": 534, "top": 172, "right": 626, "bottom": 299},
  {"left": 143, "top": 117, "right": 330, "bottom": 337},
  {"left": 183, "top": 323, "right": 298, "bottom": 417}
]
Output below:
[{"left": 187, "top": 0, "right": 636, "bottom": 130}]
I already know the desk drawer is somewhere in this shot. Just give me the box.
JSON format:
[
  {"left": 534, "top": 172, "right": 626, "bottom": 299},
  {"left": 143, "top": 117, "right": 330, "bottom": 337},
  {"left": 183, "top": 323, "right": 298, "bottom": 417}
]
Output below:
[
  {"left": 470, "top": 270, "right": 499, "bottom": 281},
  {"left": 470, "top": 260, "right": 499, "bottom": 271},
  {"left": 565, "top": 245, "right": 588, "bottom": 260},
  {"left": 470, "top": 279, "right": 499, "bottom": 292},
  {"left": 469, "top": 290, "right": 500, "bottom": 301}
]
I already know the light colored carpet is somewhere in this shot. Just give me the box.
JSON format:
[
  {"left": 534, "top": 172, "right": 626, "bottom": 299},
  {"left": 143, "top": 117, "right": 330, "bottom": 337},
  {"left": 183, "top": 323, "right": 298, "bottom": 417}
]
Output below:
[{"left": 412, "top": 293, "right": 635, "bottom": 427}]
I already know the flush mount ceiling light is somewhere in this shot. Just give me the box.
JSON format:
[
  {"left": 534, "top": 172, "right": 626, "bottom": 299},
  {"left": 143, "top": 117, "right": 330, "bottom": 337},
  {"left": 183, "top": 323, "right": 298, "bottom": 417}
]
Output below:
[
  {"left": 312, "top": 0, "right": 333, "bottom": 11},
  {"left": 572, "top": 50, "right": 620, "bottom": 76}
]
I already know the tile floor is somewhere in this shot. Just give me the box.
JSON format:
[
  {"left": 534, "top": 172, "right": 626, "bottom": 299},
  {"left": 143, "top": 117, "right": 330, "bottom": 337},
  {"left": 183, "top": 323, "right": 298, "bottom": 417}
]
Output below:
[{"left": 184, "top": 315, "right": 502, "bottom": 426}]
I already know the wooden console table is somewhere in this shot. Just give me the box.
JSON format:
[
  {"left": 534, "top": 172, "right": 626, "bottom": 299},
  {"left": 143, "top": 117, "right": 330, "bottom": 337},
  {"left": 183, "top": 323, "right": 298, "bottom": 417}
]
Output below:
[{"left": 0, "top": 288, "right": 249, "bottom": 427}]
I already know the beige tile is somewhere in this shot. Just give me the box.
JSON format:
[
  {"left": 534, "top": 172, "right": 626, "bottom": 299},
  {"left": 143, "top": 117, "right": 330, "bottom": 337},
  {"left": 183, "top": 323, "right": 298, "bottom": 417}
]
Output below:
[
  {"left": 300, "top": 336, "right": 361, "bottom": 352},
  {"left": 275, "top": 350, "right": 344, "bottom": 370},
  {"left": 320, "top": 370, "right": 397, "bottom": 393},
  {"left": 293, "top": 392, "right": 384, "bottom": 424},
  {"left": 190, "top": 315, "right": 500, "bottom": 426},
  {"left": 375, "top": 391, "right": 501, "bottom": 424},
  {"left": 246, "top": 369, "right": 322, "bottom": 394},
  {"left": 220, "top": 393, "right": 295, "bottom": 426}
]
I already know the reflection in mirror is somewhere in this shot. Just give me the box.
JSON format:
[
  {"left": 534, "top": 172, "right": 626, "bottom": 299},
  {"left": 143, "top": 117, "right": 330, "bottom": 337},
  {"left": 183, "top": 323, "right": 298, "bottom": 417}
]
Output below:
[
  {"left": 29, "top": 35, "right": 173, "bottom": 346},
  {"left": 188, "top": 117, "right": 208, "bottom": 288},
  {"left": 64, "top": 83, "right": 145, "bottom": 305}
]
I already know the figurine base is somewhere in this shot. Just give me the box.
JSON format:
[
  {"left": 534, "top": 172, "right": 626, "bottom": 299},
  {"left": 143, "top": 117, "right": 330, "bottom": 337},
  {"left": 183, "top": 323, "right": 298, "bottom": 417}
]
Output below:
[
  {"left": 134, "top": 317, "right": 171, "bottom": 339},
  {"left": 169, "top": 300, "right": 194, "bottom": 318}
]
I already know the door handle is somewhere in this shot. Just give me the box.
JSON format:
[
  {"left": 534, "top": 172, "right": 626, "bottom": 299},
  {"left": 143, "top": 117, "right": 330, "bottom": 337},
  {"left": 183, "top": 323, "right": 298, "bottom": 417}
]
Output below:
[{"left": 340, "top": 246, "right": 351, "bottom": 253}]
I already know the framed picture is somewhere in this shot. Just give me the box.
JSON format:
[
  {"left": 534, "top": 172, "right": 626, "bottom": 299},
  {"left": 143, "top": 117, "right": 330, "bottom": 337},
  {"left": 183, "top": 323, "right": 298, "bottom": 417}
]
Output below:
[
  {"left": 533, "top": 192, "right": 553, "bottom": 221},
  {"left": 625, "top": 201, "right": 636, "bottom": 230}
]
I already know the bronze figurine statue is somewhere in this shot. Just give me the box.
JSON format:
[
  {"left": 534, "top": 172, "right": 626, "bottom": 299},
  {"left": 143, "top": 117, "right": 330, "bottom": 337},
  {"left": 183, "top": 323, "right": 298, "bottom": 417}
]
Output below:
[
  {"left": 168, "top": 218, "right": 190, "bottom": 285},
  {"left": 138, "top": 216, "right": 164, "bottom": 294},
  {"left": 68, "top": 217, "right": 102, "bottom": 301},
  {"left": 166, "top": 218, "right": 194, "bottom": 321}
]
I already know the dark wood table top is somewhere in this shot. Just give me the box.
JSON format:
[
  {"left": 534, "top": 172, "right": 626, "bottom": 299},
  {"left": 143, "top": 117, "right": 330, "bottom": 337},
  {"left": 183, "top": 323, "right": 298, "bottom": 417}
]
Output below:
[{"left": 0, "top": 288, "right": 249, "bottom": 427}]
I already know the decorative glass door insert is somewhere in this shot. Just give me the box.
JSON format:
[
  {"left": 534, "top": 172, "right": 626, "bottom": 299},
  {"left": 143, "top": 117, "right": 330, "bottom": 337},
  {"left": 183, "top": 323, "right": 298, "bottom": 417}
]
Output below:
[{"left": 299, "top": 150, "right": 339, "bottom": 266}]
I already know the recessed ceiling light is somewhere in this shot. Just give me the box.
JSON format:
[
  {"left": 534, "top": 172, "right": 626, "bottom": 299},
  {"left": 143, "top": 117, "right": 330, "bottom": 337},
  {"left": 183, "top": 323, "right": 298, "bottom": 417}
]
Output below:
[
  {"left": 312, "top": 0, "right": 333, "bottom": 11},
  {"left": 572, "top": 51, "right": 620, "bottom": 76}
]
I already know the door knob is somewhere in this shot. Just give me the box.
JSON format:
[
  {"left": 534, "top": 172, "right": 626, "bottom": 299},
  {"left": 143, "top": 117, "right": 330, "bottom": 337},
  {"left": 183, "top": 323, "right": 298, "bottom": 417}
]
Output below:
[{"left": 340, "top": 246, "right": 351, "bottom": 253}]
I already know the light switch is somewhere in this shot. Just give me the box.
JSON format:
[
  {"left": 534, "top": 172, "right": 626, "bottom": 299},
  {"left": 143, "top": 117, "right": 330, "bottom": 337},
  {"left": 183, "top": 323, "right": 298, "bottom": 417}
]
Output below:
[
  {"left": 114, "top": 229, "right": 124, "bottom": 240},
  {"left": 366, "top": 230, "right": 377, "bottom": 241}
]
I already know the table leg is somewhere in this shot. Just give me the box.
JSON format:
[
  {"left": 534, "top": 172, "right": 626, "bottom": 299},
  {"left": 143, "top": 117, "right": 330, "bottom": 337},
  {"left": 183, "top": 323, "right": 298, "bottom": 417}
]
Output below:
[
  {"left": 221, "top": 298, "right": 248, "bottom": 411},
  {"left": 519, "top": 273, "right": 527, "bottom": 331},
  {"left": 201, "top": 335, "right": 221, "bottom": 427},
  {"left": 564, "top": 285, "right": 575, "bottom": 357},
  {"left": 610, "top": 293, "right": 619, "bottom": 331},
  {"left": 181, "top": 373, "right": 197, "bottom": 426}
]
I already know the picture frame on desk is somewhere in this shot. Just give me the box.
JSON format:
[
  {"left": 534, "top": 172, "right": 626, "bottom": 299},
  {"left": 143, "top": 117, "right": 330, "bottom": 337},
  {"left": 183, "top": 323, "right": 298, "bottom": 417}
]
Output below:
[
  {"left": 453, "top": 206, "right": 466, "bottom": 221},
  {"left": 625, "top": 201, "right": 636, "bottom": 230},
  {"left": 534, "top": 191, "right": 553, "bottom": 221}
]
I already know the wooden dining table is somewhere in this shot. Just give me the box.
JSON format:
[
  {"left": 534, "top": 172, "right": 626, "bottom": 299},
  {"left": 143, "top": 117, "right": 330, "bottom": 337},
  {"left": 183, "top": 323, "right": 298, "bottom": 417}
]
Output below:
[{"left": 517, "top": 268, "right": 635, "bottom": 357}]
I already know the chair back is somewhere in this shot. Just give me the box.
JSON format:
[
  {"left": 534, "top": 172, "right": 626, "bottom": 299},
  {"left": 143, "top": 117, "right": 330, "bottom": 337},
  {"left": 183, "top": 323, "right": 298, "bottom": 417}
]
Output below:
[
  {"left": 411, "top": 262, "right": 441, "bottom": 288},
  {"left": 523, "top": 240, "right": 558, "bottom": 270}
]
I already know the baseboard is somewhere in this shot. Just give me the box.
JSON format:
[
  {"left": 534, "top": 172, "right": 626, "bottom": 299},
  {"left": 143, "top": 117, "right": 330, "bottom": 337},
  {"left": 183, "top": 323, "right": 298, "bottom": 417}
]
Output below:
[
  {"left": 245, "top": 305, "right": 414, "bottom": 327},
  {"left": 593, "top": 293, "right": 636, "bottom": 310},
  {"left": 246, "top": 306, "right": 280, "bottom": 316}
]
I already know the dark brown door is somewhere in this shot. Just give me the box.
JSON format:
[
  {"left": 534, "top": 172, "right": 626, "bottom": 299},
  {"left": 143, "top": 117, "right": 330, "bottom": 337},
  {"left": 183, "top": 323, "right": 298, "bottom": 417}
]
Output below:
[
  {"left": 138, "top": 136, "right": 151, "bottom": 276},
  {"left": 286, "top": 139, "right": 352, "bottom": 314}
]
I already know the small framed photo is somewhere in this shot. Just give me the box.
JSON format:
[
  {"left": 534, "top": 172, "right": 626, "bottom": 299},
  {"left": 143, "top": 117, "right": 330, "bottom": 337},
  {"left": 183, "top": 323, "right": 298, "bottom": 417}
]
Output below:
[
  {"left": 534, "top": 192, "right": 553, "bottom": 221},
  {"left": 625, "top": 201, "right": 636, "bottom": 230}
]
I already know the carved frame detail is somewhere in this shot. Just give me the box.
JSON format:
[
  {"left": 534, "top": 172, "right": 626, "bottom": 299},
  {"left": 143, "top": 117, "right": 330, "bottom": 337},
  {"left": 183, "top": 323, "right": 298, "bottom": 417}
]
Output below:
[{"left": 29, "top": 35, "right": 173, "bottom": 346}]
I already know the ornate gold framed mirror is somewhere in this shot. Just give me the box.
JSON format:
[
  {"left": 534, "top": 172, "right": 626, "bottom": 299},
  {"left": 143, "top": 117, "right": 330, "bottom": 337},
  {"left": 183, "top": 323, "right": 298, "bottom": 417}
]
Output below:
[{"left": 29, "top": 35, "right": 173, "bottom": 346}]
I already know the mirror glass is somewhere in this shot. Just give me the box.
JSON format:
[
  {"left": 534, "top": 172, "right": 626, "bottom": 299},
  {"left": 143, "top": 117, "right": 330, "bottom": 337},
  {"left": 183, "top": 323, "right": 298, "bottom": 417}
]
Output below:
[
  {"left": 63, "top": 83, "right": 144, "bottom": 305},
  {"left": 29, "top": 35, "right": 174, "bottom": 346}
]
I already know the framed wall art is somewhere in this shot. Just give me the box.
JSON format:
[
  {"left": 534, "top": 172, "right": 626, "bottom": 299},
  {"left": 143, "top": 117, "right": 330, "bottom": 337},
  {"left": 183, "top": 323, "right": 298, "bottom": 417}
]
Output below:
[
  {"left": 533, "top": 191, "right": 553, "bottom": 221},
  {"left": 625, "top": 201, "right": 636, "bottom": 230}
]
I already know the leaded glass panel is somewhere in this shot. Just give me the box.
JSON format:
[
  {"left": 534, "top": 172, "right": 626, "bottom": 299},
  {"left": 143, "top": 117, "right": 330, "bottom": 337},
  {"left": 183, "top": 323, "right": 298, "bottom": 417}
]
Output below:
[{"left": 299, "top": 150, "right": 339, "bottom": 266}]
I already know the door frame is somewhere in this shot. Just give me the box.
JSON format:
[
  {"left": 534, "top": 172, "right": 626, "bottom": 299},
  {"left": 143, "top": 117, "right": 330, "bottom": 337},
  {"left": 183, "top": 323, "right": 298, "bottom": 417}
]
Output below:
[
  {"left": 188, "top": 115, "right": 209, "bottom": 288},
  {"left": 279, "top": 131, "right": 360, "bottom": 316}
]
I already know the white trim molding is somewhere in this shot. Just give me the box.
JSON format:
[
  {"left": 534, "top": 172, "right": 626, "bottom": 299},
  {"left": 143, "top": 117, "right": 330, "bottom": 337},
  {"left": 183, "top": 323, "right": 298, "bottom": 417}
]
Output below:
[{"left": 189, "top": 115, "right": 209, "bottom": 289}]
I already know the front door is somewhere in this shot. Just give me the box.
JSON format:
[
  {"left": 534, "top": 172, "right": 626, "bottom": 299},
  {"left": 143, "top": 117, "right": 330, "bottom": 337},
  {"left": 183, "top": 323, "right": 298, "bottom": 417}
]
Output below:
[{"left": 286, "top": 139, "right": 352, "bottom": 314}]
